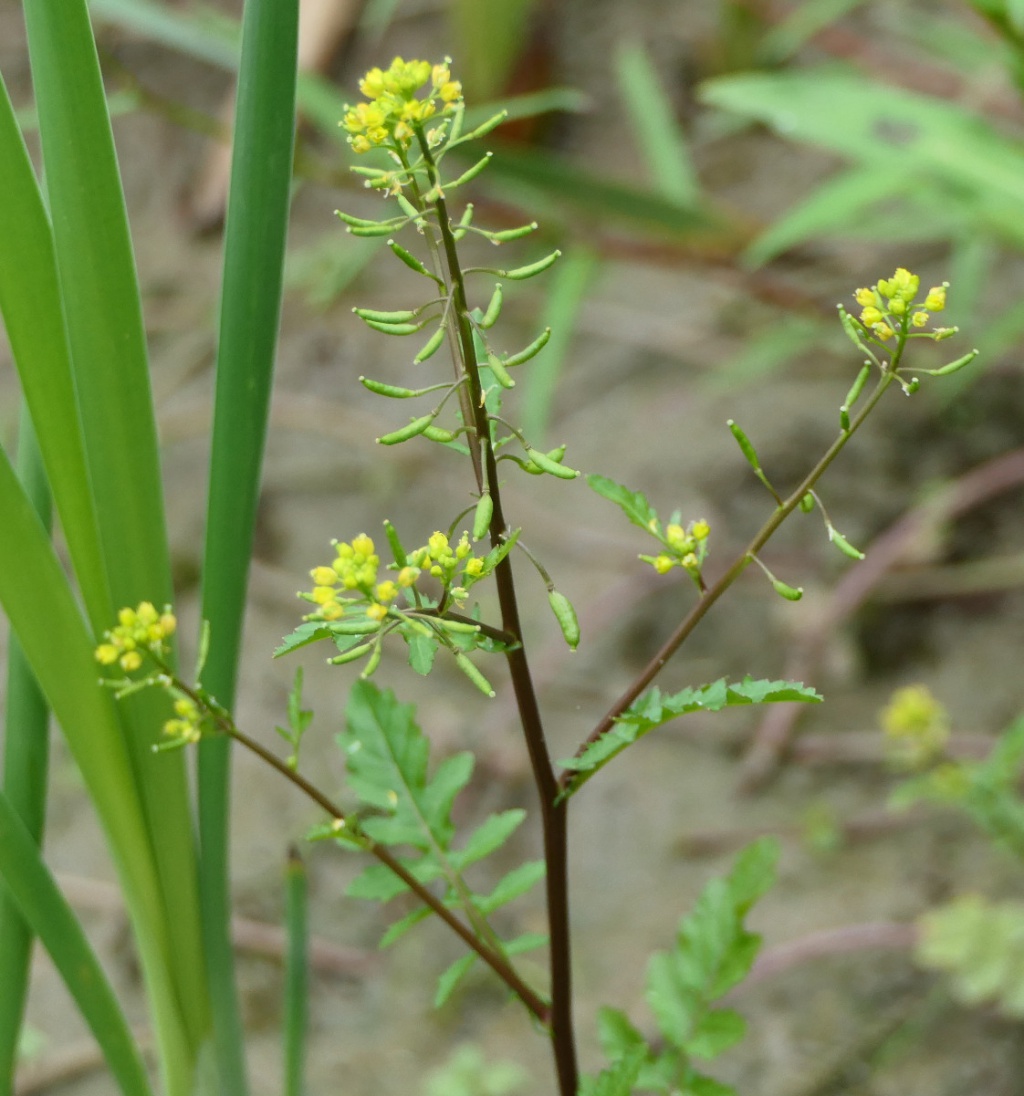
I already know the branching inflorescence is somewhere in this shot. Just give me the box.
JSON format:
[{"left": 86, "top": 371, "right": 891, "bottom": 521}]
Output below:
[{"left": 94, "top": 56, "right": 977, "bottom": 1096}]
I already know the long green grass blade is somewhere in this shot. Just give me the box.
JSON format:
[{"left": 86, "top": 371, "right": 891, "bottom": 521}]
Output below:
[
  {"left": 0, "top": 442, "right": 191, "bottom": 1095},
  {"left": 197, "top": 2, "right": 299, "bottom": 1092},
  {"left": 0, "top": 792, "right": 153, "bottom": 1096},
  {"left": 0, "top": 412, "right": 51, "bottom": 1094},
  {"left": 21, "top": 0, "right": 208, "bottom": 1081},
  {"left": 0, "top": 70, "right": 110, "bottom": 631}
]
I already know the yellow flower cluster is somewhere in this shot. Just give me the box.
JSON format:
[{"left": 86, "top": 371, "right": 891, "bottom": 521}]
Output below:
[
  {"left": 94, "top": 602, "right": 176, "bottom": 674},
  {"left": 163, "top": 696, "right": 204, "bottom": 745},
  {"left": 854, "top": 268, "right": 946, "bottom": 341},
  {"left": 341, "top": 57, "right": 463, "bottom": 153},
  {"left": 880, "top": 684, "right": 950, "bottom": 770},
  {"left": 640, "top": 518, "right": 710, "bottom": 580},
  {"left": 302, "top": 528, "right": 490, "bottom": 623}
]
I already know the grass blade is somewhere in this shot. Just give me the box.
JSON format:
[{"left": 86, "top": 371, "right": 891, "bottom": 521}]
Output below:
[
  {"left": 283, "top": 847, "right": 309, "bottom": 1096},
  {"left": 0, "top": 791, "right": 153, "bottom": 1096},
  {"left": 0, "top": 412, "right": 51, "bottom": 1089},
  {"left": 197, "top": 2, "right": 299, "bottom": 1092}
]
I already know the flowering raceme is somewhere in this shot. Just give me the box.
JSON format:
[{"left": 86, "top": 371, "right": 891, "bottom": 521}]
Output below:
[
  {"left": 854, "top": 267, "right": 947, "bottom": 341},
  {"left": 340, "top": 57, "right": 462, "bottom": 153}
]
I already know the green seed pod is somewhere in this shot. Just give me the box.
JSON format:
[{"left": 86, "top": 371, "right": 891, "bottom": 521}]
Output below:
[
  {"left": 414, "top": 323, "right": 448, "bottom": 364},
  {"left": 829, "top": 529, "right": 866, "bottom": 560},
  {"left": 440, "top": 152, "right": 493, "bottom": 193},
  {"left": 359, "top": 643, "right": 383, "bottom": 678},
  {"left": 727, "top": 419, "right": 762, "bottom": 473},
  {"left": 359, "top": 377, "right": 425, "bottom": 399},
  {"left": 362, "top": 318, "right": 428, "bottom": 336},
  {"left": 839, "top": 406, "right": 851, "bottom": 432},
  {"left": 453, "top": 109, "right": 507, "bottom": 145},
  {"left": 447, "top": 102, "right": 466, "bottom": 144},
  {"left": 479, "top": 284, "right": 503, "bottom": 329},
  {"left": 328, "top": 619, "right": 383, "bottom": 636},
  {"left": 500, "top": 249, "right": 561, "bottom": 281},
  {"left": 422, "top": 425, "right": 459, "bottom": 443},
  {"left": 486, "top": 352, "right": 516, "bottom": 389},
  {"left": 545, "top": 445, "right": 567, "bottom": 464},
  {"left": 473, "top": 493, "right": 493, "bottom": 540},
  {"left": 454, "top": 652, "right": 496, "bottom": 697},
  {"left": 383, "top": 519, "right": 407, "bottom": 567},
  {"left": 395, "top": 192, "right": 421, "bottom": 221},
  {"left": 799, "top": 493, "right": 815, "bottom": 513},
  {"left": 347, "top": 222, "right": 402, "bottom": 237},
  {"left": 843, "top": 362, "right": 871, "bottom": 411},
  {"left": 335, "top": 209, "right": 403, "bottom": 230},
  {"left": 929, "top": 349, "right": 979, "bottom": 376},
  {"left": 480, "top": 222, "right": 539, "bottom": 243},
  {"left": 328, "top": 641, "right": 374, "bottom": 665},
  {"left": 434, "top": 617, "right": 482, "bottom": 635},
  {"left": 525, "top": 447, "right": 580, "bottom": 479},
  {"left": 771, "top": 578, "right": 804, "bottom": 602},
  {"left": 377, "top": 414, "right": 436, "bottom": 445},
  {"left": 837, "top": 304, "right": 872, "bottom": 356},
  {"left": 388, "top": 240, "right": 438, "bottom": 281},
  {"left": 548, "top": 590, "right": 580, "bottom": 651},
  {"left": 504, "top": 327, "right": 552, "bottom": 368},
  {"left": 354, "top": 306, "right": 420, "bottom": 324}
]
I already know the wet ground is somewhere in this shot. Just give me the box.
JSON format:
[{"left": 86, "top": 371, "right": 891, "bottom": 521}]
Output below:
[{"left": 4, "top": 2, "right": 1024, "bottom": 1094}]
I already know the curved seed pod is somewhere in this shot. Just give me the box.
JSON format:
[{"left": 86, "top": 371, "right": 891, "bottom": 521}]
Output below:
[
  {"left": 454, "top": 652, "right": 495, "bottom": 697},
  {"left": 362, "top": 318, "right": 429, "bottom": 336},
  {"left": 327, "top": 619, "right": 382, "bottom": 636},
  {"left": 383, "top": 519, "right": 407, "bottom": 567},
  {"left": 486, "top": 352, "right": 516, "bottom": 389},
  {"left": 451, "top": 109, "right": 507, "bottom": 146},
  {"left": 388, "top": 240, "right": 440, "bottom": 281},
  {"left": 837, "top": 304, "right": 873, "bottom": 357},
  {"left": 422, "top": 425, "right": 459, "bottom": 443},
  {"left": 525, "top": 447, "right": 579, "bottom": 479},
  {"left": 500, "top": 250, "right": 561, "bottom": 281},
  {"left": 335, "top": 209, "right": 403, "bottom": 230},
  {"left": 829, "top": 529, "right": 866, "bottom": 560},
  {"left": 926, "top": 349, "right": 979, "bottom": 376},
  {"left": 328, "top": 641, "right": 374, "bottom": 665},
  {"left": 359, "top": 643, "right": 383, "bottom": 678},
  {"left": 479, "top": 222, "right": 538, "bottom": 243},
  {"left": 414, "top": 323, "right": 447, "bottom": 364},
  {"left": 347, "top": 222, "right": 401, "bottom": 238},
  {"left": 843, "top": 363, "right": 872, "bottom": 412},
  {"left": 548, "top": 590, "right": 580, "bottom": 651},
  {"left": 360, "top": 376, "right": 447, "bottom": 399},
  {"left": 354, "top": 306, "right": 420, "bottom": 324},
  {"left": 433, "top": 617, "right": 481, "bottom": 635},
  {"left": 771, "top": 578, "right": 804, "bottom": 602},
  {"left": 479, "top": 283, "right": 503, "bottom": 329},
  {"left": 504, "top": 327, "right": 552, "bottom": 368},
  {"left": 727, "top": 419, "right": 762, "bottom": 473},
  {"left": 473, "top": 492, "right": 493, "bottom": 540},
  {"left": 427, "top": 153, "right": 492, "bottom": 199},
  {"left": 545, "top": 444, "right": 567, "bottom": 464},
  {"left": 377, "top": 414, "right": 436, "bottom": 445}
]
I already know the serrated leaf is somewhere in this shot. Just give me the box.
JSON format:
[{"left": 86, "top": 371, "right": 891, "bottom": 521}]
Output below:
[
  {"left": 683, "top": 1072, "right": 738, "bottom": 1096},
  {"left": 404, "top": 628, "right": 438, "bottom": 676},
  {"left": 450, "top": 809, "right": 526, "bottom": 871},
  {"left": 503, "top": 931, "right": 549, "bottom": 956},
  {"left": 578, "top": 1047, "right": 645, "bottom": 1096},
  {"left": 435, "top": 953, "right": 476, "bottom": 1007},
  {"left": 597, "top": 1005, "right": 648, "bottom": 1060},
  {"left": 345, "top": 856, "right": 446, "bottom": 903},
  {"left": 560, "top": 679, "right": 821, "bottom": 787},
  {"left": 340, "top": 681, "right": 473, "bottom": 849},
  {"left": 273, "top": 619, "right": 333, "bottom": 657},
  {"left": 646, "top": 839, "right": 778, "bottom": 1059},
  {"left": 475, "top": 860, "right": 546, "bottom": 915},
  {"left": 587, "top": 473, "right": 659, "bottom": 532}
]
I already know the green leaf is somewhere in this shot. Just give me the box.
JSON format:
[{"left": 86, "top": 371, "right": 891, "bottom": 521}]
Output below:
[
  {"left": 451, "top": 809, "right": 527, "bottom": 870},
  {"left": 577, "top": 1046, "right": 645, "bottom": 1096},
  {"left": 404, "top": 628, "right": 439, "bottom": 676},
  {"left": 560, "top": 678, "right": 821, "bottom": 788},
  {"left": 345, "top": 856, "right": 446, "bottom": 903},
  {"left": 587, "top": 474, "right": 659, "bottom": 533},
  {"left": 597, "top": 1005, "right": 648, "bottom": 1060},
  {"left": 378, "top": 906, "right": 432, "bottom": 949},
  {"left": 475, "top": 861, "right": 547, "bottom": 915},
  {"left": 273, "top": 621, "right": 334, "bottom": 657},
  {"left": 435, "top": 953, "right": 476, "bottom": 1008},
  {"left": 645, "top": 839, "right": 778, "bottom": 1060}
]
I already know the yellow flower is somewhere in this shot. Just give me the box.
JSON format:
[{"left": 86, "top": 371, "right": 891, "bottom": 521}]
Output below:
[
  {"left": 397, "top": 566, "right": 420, "bottom": 587},
  {"left": 925, "top": 285, "right": 946, "bottom": 312},
  {"left": 854, "top": 287, "right": 876, "bottom": 308},
  {"left": 860, "top": 306, "right": 884, "bottom": 326},
  {"left": 120, "top": 651, "right": 143, "bottom": 673},
  {"left": 351, "top": 533, "right": 375, "bottom": 560},
  {"left": 375, "top": 580, "right": 398, "bottom": 603},
  {"left": 366, "top": 602, "right": 388, "bottom": 622},
  {"left": 311, "top": 566, "right": 338, "bottom": 587},
  {"left": 653, "top": 555, "right": 675, "bottom": 575},
  {"left": 95, "top": 643, "right": 119, "bottom": 665}
]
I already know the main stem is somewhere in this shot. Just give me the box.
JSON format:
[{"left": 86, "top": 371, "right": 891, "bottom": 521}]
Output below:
[{"left": 417, "top": 132, "right": 579, "bottom": 1096}]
